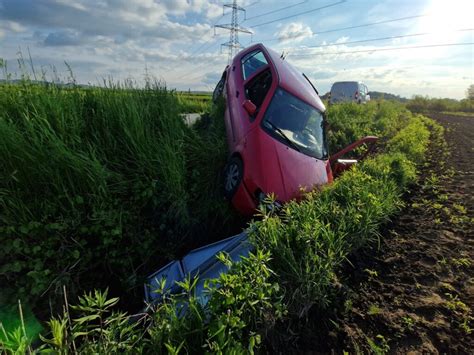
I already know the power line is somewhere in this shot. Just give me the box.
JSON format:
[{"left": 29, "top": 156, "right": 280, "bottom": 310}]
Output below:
[
  {"left": 187, "top": 13, "right": 228, "bottom": 58},
  {"left": 301, "top": 28, "right": 474, "bottom": 49},
  {"left": 244, "top": 1, "right": 261, "bottom": 9},
  {"left": 176, "top": 42, "right": 223, "bottom": 79},
  {"left": 288, "top": 42, "right": 474, "bottom": 57},
  {"left": 317, "top": 14, "right": 428, "bottom": 35},
  {"left": 254, "top": 13, "right": 430, "bottom": 43},
  {"left": 243, "top": 0, "right": 309, "bottom": 22},
  {"left": 164, "top": 13, "right": 227, "bottom": 76},
  {"left": 250, "top": 0, "right": 346, "bottom": 28}
]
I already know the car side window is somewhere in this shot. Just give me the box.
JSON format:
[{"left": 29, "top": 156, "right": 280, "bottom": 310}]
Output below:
[
  {"left": 241, "top": 50, "right": 268, "bottom": 80},
  {"left": 244, "top": 69, "right": 272, "bottom": 119}
]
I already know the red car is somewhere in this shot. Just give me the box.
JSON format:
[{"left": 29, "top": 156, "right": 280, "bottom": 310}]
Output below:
[{"left": 214, "top": 43, "right": 376, "bottom": 215}]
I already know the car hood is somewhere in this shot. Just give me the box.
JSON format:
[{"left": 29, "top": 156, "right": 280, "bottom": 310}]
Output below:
[{"left": 270, "top": 140, "right": 329, "bottom": 201}]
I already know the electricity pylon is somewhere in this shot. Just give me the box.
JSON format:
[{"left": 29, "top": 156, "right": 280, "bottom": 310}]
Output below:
[{"left": 215, "top": 0, "right": 253, "bottom": 63}]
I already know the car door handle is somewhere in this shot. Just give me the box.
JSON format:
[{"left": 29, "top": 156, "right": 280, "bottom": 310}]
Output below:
[{"left": 236, "top": 90, "right": 240, "bottom": 98}]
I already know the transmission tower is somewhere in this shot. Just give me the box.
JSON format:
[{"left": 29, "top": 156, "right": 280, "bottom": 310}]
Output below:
[{"left": 215, "top": 0, "right": 253, "bottom": 63}]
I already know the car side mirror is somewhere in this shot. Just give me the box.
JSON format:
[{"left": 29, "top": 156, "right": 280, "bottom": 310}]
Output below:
[{"left": 242, "top": 99, "right": 257, "bottom": 116}]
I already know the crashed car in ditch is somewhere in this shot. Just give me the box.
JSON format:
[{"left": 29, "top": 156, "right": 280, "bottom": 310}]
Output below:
[
  {"left": 213, "top": 43, "right": 376, "bottom": 215},
  {"left": 145, "top": 44, "right": 377, "bottom": 305}
]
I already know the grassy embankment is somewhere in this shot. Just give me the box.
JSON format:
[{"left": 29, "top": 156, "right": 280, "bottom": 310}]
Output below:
[
  {"left": 1, "top": 83, "right": 438, "bottom": 353},
  {"left": 0, "top": 82, "right": 242, "bottom": 344}
]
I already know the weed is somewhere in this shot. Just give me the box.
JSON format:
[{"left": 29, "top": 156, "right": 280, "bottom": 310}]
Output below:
[
  {"left": 366, "top": 334, "right": 390, "bottom": 354},
  {"left": 437, "top": 257, "right": 448, "bottom": 267},
  {"left": 451, "top": 258, "right": 471, "bottom": 268},
  {"left": 364, "top": 269, "right": 379, "bottom": 279},
  {"left": 445, "top": 293, "right": 469, "bottom": 313},
  {"left": 344, "top": 299, "right": 353, "bottom": 314},
  {"left": 439, "top": 282, "right": 456, "bottom": 292},
  {"left": 460, "top": 318, "right": 473, "bottom": 335},
  {"left": 444, "top": 293, "right": 472, "bottom": 336},
  {"left": 368, "top": 304, "right": 382, "bottom": 316},
  {"left": 452, "top": 203, "right": 467, "bottom": 214},
  {"left": 401, "top": 316, "right": 415, "bottom": 331}
]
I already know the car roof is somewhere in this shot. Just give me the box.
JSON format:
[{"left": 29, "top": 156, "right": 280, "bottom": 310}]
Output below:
[
  {"left": 331, "top": 81, "right": 364, "bottom": 86},
  {"left": 240, "top": 43, "right": 326, "bottom": 113}
]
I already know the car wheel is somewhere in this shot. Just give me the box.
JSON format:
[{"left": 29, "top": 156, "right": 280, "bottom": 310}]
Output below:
[
  {"left": 212, "top": 76, "right": 225, "bottom": 103},
  {"left": 223, "top": 157, "right": 243, "bottom": 199}
]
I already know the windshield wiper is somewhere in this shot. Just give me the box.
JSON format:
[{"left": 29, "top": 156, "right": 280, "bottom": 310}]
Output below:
[{"left": 264, "top": 120, "right": 301, "bottom": 152}]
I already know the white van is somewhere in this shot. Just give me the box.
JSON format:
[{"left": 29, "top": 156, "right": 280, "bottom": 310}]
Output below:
[{"left": 329, "top": 81, "right": 370, "bottom": 105}]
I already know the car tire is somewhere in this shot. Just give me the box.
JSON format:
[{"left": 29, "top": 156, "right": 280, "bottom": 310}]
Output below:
[
  {"left": 223, "top": 156, "right": 243, "bottom": 199},
  {"left": 212, "top": 76, "right": 225, "bottom": 103}
]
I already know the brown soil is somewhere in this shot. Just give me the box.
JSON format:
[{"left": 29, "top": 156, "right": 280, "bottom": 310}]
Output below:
[{"left": 325, "top": 113, "right": 474, "bottom": 353}]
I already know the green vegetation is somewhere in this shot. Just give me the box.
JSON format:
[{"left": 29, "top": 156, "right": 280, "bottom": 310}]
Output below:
[
  {"left": 0, "top": 81, "right": 242, "bottom": 313},
  {"left": 1, "top": 86, "right": 436, "bottom": 352},
  {"left": 176, "top": 92, "right": 211, "bottom": 113},
  {"left": 406, "top": 95, "right": 473, "bottom": 114},
  {"left": 0, "top": 300, "right": 42, "bottom": 349}
]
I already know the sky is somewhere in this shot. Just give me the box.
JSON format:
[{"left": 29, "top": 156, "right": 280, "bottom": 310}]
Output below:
[{"left": 0, "top": 0, "right": 473, "bottom": 99}]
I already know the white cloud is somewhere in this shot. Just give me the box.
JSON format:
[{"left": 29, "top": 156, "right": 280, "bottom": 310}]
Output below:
[
  {"left": 335, "top": 36, "right": 349, "bottom": 44},
  {"left": 275, "top": 22, "right": 313, "bottom": 43},
  {"left": 1, "top": 0, "right": 471, "bottom": 98}
]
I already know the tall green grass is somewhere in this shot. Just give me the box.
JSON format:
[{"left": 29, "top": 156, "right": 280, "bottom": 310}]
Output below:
[{"left": 0, "top": 81, "right": 239, "bottom": 311}]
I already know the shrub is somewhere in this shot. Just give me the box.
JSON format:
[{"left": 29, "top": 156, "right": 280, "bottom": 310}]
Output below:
[{"left": 3, "top": 251, "right": 283, "bottom": 354}]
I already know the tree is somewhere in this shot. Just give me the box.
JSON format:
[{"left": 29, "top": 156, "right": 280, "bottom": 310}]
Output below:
[{"left": 467, "top": 84, "right": 474, "bottom": 100}]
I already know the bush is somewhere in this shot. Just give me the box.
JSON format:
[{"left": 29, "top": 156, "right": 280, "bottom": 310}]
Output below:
[
  {"left": 406, "top": 95, "right": 474, "bottom": 114},
  {"left": 326, "top": 101, "right": 410, "bottom": 155},
  {"left": 1, "top": 251, "right": 284, "bottom": 354}
]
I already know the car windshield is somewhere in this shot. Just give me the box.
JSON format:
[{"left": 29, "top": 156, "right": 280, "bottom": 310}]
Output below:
[{"left": 262, "top": 87, "right": 327, "bottom": 159}]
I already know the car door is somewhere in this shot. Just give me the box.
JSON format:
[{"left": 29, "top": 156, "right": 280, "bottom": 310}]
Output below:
[
  {"left": 237, "top": 50, "right": 271, "bottom": 136},
  {"left": 225, "top": 49, "right": 268, "bottom": 146}
]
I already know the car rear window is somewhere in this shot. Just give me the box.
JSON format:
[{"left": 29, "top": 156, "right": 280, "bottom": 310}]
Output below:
[{"left": 241, "top": 50, "right": 268, "bottom": 80}]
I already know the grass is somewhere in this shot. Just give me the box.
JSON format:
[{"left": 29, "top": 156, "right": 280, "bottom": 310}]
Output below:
[
  {"left": 1, "top": 87, "right": 437, "bottom": 352},
  {"left": 0, "top": 299, "right": 42, "bottom": 346},
  {"left": 176, "top": 92, "right": 211, "bottom": 113},
  {"left": 0, "top": 81, "right": 242, "bottom": 315}
]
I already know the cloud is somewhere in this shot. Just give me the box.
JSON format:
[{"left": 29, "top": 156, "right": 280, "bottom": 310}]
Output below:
[
  {"left": 1, "top": 0, "right": 471, "bottom": 99},
  {"left": 0, "top": 19, "right": 27, "bottom": 39},
  {"left": 0, "top": 0, "right": 213, "bottom": 42},
  {"left": 44, "top": 30, "right": 84, "bottom": 46},
  {"left": 275, "top": 22, "right": 313, "bottom": 43},
  {"left": 335, "top": 36, "right": 349, "bottom": 44},
  {"left": 310, "top": 70, "right": 338, "bottom": 80}
]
